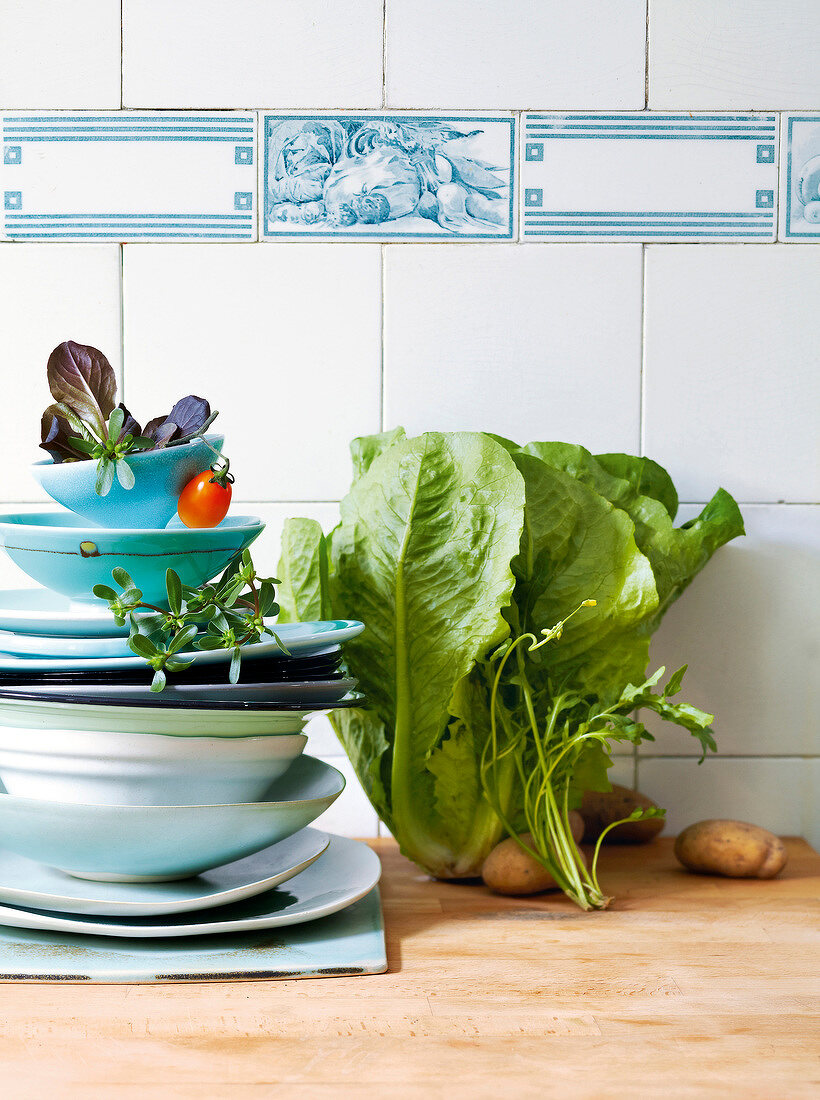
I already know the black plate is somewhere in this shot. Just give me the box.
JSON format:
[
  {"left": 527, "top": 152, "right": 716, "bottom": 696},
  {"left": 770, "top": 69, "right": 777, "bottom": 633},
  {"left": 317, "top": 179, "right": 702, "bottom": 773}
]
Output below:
[
  {"left": 0, "top": 689, "right": 365, "bottom": 712},
  {"left": 0, "top": 651, "right": 344, "bottom": 687}
]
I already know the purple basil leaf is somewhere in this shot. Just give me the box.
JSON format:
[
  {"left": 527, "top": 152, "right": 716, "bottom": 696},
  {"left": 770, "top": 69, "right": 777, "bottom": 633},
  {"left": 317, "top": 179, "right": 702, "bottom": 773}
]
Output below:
[
  {"left": 116, "top": 402, "right": 142, "bottom": 440},
  {"left": 165, "top": 395, "right": 211, "bottom": 440},
  {"left": 39, "top": 406, "right": 88, "bottom": 462},
  {"left": 142, "top": 415, "right": 181, "bottom": 448},
  {"left": 46, "top": 341, "right": 117, "bottom": 440}
]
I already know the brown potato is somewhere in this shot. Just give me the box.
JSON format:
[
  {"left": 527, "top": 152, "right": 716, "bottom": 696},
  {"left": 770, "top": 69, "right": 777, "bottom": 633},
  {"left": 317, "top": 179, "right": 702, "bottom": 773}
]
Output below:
[
  {"left": 482, "top": 833, "right": 587, "bottom": 896},
  {"left": 674, "top": 819, "right": 788, "bottom": 879},
  {"left": 568, "top": 809, "right": 585, "bottom": 845},
  {"left": 581, "top": 785, "right": 664, "bottom": 845}
]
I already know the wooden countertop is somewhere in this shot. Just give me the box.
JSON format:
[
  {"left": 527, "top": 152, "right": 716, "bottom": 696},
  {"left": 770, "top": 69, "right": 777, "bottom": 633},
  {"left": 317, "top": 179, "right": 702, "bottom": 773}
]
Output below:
[{"left": 1, "top": 837, "right": 818, "bottom": 1098}]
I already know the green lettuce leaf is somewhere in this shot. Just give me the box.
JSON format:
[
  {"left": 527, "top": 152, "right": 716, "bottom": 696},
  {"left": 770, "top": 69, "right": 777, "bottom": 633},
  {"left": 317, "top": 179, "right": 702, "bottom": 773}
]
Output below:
[
  {"left": 276, "top": 518, "right": 332, "bottom": 623},
  {"left": 329, "top": 432, "right": 525, "bottom": 874}
]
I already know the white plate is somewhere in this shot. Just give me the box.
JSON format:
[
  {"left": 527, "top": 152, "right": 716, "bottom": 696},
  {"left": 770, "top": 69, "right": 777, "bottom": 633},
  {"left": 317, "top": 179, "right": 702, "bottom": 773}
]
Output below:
[
  {"left": 0, "top": 829, "right": 329, "bottom": 917},
  {"left": 0, "top": 677, "right": 357, "bottom": 705},
  {"left": 0, "top": 619, "right": 364, "bottom": 670},
  {"left": 0, "top": 836, "right": 380, "bottom": 938},
  {"left": 0, "top": 589, "right": 127, "bottom": 637}
]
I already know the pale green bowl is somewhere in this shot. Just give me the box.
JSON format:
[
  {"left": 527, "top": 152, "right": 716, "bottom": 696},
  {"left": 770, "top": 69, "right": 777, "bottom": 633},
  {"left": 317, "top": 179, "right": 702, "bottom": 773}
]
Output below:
[{"left": 0, "top": 511, "right": 263, "bottom": 606}]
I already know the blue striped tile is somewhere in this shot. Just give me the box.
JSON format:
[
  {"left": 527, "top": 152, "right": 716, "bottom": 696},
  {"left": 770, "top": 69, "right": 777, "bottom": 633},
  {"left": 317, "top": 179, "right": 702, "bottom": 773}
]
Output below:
[
  {"left": 1, "top": 112, "right": 257, "bottom": 242},
  {"left": 520, "top": 113, "right": 778, "bottom": 243}
]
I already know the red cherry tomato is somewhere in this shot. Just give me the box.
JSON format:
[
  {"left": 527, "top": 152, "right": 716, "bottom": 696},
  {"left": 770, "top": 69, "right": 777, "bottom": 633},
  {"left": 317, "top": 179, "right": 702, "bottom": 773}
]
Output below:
[{"left": 177, "top": 466, "right": 233, "bottom": 529}]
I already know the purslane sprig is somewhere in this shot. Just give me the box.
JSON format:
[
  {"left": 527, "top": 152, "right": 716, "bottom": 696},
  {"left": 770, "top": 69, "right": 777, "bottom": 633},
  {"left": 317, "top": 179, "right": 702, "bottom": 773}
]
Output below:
[{"left": 92, "top": 550, "right": 288, "bottom": 692}]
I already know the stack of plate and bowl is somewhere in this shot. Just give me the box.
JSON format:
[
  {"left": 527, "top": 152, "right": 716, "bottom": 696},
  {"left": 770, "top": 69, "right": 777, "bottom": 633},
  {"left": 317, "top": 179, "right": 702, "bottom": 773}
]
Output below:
[{"left": 0, "top": 437, "right": 380, "bottom": 946}]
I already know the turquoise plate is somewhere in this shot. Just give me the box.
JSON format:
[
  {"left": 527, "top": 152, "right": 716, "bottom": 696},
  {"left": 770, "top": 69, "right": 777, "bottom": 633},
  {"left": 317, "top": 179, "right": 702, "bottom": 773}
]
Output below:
[
  {"left": 0, "top": 886, "right": 386, "bottom": 982},
  {"left": 0, "top": 620, "right": 364, "bottom": 670},
  {"left": 0, "top": 836, "right": 381, "bottom": 939},
  {"left": 0, "top": 829, "right": 329, "bottom": 917}
]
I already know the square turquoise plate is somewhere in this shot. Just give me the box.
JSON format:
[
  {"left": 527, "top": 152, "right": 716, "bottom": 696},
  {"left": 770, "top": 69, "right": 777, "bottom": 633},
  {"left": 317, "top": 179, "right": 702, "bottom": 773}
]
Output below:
[{"left": 0, "top": 888, "right": 386, "bottom": 983}]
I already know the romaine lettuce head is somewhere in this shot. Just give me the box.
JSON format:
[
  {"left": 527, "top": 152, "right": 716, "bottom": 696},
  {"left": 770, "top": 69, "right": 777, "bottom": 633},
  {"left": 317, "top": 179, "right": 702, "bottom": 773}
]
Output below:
[{"left": 278, "top": 429, "right": 744, "bottom": 877}]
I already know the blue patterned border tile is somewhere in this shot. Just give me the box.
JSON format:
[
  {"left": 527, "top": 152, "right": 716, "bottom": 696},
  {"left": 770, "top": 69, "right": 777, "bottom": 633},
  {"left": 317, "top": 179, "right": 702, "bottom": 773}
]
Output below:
[
  {"left": 520, "top": 113, "right": 779, "bottom": 243},
  {"left": 779, "top": 114, "right": 820, "bottom": 242},
  {"left": 259, "top": 112, "right": 516, "bottom": 241},
  {"left": 0, "top": 112, "right": 257, "bottom": 242}
]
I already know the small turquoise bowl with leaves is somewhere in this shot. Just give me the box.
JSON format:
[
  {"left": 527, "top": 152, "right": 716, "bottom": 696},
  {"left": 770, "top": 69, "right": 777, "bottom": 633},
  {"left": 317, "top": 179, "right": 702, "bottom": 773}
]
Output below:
[
  {"left": 31, "top": 435, "right": 225, "bottom": 529},
  {"left": 0, "top": 510, "right": 263, "bottom": 607}
]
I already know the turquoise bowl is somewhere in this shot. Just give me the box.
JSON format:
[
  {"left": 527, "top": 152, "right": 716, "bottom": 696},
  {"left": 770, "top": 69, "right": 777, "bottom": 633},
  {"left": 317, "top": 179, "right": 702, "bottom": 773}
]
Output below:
[
  {"left": 0, "top": 511, "right": 263, "bottom": 606},
  {"left": 0, "top": 756, "right": 345, "bottom": 881},
  {"left": 31, "top": 434, "right": 225, "bottom": 529}
]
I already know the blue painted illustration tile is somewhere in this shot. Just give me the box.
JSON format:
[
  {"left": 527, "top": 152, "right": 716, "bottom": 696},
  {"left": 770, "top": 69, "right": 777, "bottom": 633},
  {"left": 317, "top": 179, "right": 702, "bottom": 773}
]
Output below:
[
  {"left": 0, "top": 112, "right": 257, "bottom": 242},
  {"left": 260, "top": 113, "right": 516, "bottom": 241},
  {"left": 520, "top": 113, "right": 779, "bottom": 242},
  {"left": 0, "top": 888, "right": 386, "bottom": 983},
  {"left": 779, "top": 114, "right": 820, "bottom": 242}
]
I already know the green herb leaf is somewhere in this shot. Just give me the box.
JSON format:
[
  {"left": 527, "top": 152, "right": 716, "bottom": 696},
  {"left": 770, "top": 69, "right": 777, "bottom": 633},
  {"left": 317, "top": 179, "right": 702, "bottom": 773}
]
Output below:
[
  {"left": 95, "top": 457, "right": 115, "bottom": 497},
  {"left": 115, "top": 457, "right": 135, "bottom": 490}
]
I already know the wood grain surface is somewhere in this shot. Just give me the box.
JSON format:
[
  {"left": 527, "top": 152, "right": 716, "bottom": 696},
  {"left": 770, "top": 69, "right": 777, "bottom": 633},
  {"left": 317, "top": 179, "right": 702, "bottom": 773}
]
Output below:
[{"left": 1, "top": 837, "right": 818, "bottom": 1099}]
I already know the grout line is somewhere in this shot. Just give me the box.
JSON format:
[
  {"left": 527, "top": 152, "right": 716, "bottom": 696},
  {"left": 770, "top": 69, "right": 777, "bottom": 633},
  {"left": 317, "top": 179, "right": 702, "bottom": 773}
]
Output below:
[
  {"left": 638, "top": 753, "right": 820, "bottom": 760},
  {"left": 644, "top": 0, "right": 650, "bottom": 110},
  {"left": 639, "top": 243, "right": 647, "bottom": 456},
  {"left": 118, "top": 243, "right": 125, "bottom": 400},
  {"left": 381, "top": 0, "right": 387, "bottom": 109},
  {"left": 380, "top": 243, "right": 386, "bottom": 431},
  {"left": 120, "top": 0, "right": 124, "bottom": 109}
]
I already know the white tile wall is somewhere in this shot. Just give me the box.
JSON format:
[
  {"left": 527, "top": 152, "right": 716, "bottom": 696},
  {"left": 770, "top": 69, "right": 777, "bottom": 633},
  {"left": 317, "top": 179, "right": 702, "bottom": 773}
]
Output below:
[
  {"left": 643, "top": 246, "right": 820, "bottom": 504},
  {"left": 0, "top": 1, "right": 120, "bottom": 109},
  {"left": 650, "top": 0, "right": 820, "bottom": 109},
  {"left": 383, "top": 244, "right": 643, "bottom": 453},
  {"left": 122, "top": 0, "right": 384, "bottom": 109},
  {"left": 311, "top": 755, "right": 380, "bottom": 838},
  {"left": 0, "top": 1, "right": 819, "bottom": 845},
  {"left": 641, "top": 505, "right": 820, "bottom": 757},
  {"left": 121, "top": 244, "right": 382, "bottom": 501},
  {"left": 386, "top": 1, "right": 646, "bottom": 110},
  {"left": 0, "top": 245, "right": 122, "bottom": 503},
  {"left": 638, "top": 756, "right": 808, "bottom": 836}
]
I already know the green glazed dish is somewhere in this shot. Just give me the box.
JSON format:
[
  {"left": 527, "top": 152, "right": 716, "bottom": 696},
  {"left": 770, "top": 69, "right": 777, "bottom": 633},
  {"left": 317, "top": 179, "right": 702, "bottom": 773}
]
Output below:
[{"left": 0, "top": 511, "right": 263, "bottom": 606}]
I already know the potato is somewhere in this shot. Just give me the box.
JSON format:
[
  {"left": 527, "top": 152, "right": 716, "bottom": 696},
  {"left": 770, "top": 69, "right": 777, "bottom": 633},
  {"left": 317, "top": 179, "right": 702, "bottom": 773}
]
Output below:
[
  {"left": 482, "top": 832, "right": 587, "bottom": 896},
  {"left": 581, "top": 785, "right": 664, "bottom": 845},
  {"left": 568, "top": 809, "right": 585, "bottom": 845},
  {"left": 674, "top": 819, "right": 788, "bottom": 879}
]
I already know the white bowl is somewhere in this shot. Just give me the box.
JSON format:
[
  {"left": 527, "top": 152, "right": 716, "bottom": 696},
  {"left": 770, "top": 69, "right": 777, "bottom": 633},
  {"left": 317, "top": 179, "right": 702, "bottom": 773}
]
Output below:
[
  {"left": 0, "top": 755, "right": 344, "bottom": 881},
  {"left": 0, "top": 696, "right": 309, "bottom": 737},
  {"left": 0, "top": 726, "right": 308, "bottom": 806}
]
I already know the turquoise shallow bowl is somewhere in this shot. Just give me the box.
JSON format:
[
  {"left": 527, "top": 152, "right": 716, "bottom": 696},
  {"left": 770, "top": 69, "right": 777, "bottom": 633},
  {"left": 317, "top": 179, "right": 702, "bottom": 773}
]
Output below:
[
  {"left": 31, "top": 434, "right": 224, "bottom": 529},
  {"left": 0, "top": 755, "right": 344, "bottom": 881},
  {"left": 0, "top": 510, "right": 263, "bottom": 606}
]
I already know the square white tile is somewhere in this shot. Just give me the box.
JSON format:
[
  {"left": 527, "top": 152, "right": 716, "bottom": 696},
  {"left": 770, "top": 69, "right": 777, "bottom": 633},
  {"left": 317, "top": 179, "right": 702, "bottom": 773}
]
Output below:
[
  {"left": 643, "top": 245, "right": 820, "bottom": 504},
  {"left": 312, "top": 755, "right": 380, "bottom": 839},
  {"left": 123, "top": 0, "right": 383, "bottom": 109},
  {"left": 0, "top": 244, "right": 122, "bottom": 504},
  {"left": 1, "top": 113, "right": 256, "bottom": 242},
  {"left": 0, "top": 1, "right": 120, "bottom": 110},
  {"left": 650, "top": 0, "right": 820, "bottom": 109},
  {"left": 637, "top": 757, "right": 807, "bottom": 838},
  {"left": 385, "top": 0, "right": 646, "bottom": 110},
  {"left": 639, "top": 505, "right": 820, "bottom": 757},
  {"left": 779, "top": 114, "right": 820, "bottom": 242},
  {"left": 260, "top": 113, "right": 516, "bottom": 241},
  {"left": 521, "top": 114, "right": 778, "bottom": 242},
  {"left": 121, "top": 244, "right": 382, "bottom": 501},
  {"left": 383, "top": 244, "right": 643, "bottom": 453}
]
